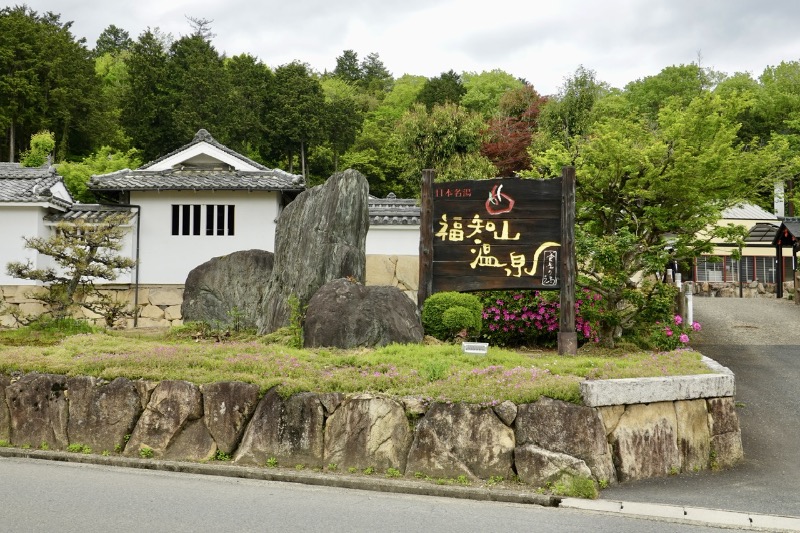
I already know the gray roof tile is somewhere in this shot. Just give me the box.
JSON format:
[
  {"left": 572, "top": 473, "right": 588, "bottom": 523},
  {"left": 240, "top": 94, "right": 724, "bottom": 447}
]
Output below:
[
  {"left": 90, "top": 168, "right": 304, "bottom": 192},
  {"left": 0, "top": 163, "right": 72, "bottom": 208},
  {"left": 89, "top": 130, "right": 304, "bottom": 192},
  {"left": 140, "top": 129, "right": 271, "bottom": 171},
  {"left": 368, "top": 194, "right": 420, "bottom": 226},
  {"left": 44, "top": 204, "right": 136, "bottom": 223}
]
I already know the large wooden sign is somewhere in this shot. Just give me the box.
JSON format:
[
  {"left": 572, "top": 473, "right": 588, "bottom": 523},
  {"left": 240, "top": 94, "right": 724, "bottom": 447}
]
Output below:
[
  {"left": 430, "top": 177, "right": 562, "bottom": 292},
  {"left": 418, "top": 167, "right": 577, "bottom": 354}
]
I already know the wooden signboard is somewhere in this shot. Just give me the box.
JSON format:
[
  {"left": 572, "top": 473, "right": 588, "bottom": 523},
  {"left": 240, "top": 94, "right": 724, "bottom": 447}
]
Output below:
[
  {"left": 430, "top": 177, "right": 562, "bottom": 292},
  {"left": 418, "top": 167, "right": 577, "bottom": 354}
]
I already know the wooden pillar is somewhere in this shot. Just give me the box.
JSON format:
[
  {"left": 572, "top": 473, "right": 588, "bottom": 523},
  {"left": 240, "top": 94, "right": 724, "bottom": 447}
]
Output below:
[
  {"left": 559, "top": 166, "right": 577, "bottom": 355},
  {"left": 777, "top": 243, "right": 783, "bottom": 299},
  {"left": 417, "top": 169, "right": 435, "bottom": 310}
]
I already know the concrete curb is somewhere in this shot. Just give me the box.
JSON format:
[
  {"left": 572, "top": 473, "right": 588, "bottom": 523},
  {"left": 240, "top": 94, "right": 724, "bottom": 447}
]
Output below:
[
  {"left": 561, "top": 498, "right": 800, "bottom": 532},
  {"left": 580, "top": 355, "right": 735, "bottom": 407},
  {"left": 0, "top": 448, "right": 559, "bottom": 507}
]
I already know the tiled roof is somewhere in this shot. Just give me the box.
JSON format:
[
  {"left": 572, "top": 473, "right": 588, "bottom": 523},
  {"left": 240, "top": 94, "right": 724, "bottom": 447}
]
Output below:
[
  {"left": 89, "top": 129, "right": 304, "bottom": 193},
  {"left": 0, "top": 162, "right": 72, "bottom": 209},
  {"left": 90, "top": 168, "right": 304, "bottom": 192},
  {"left": 44, "top": 204, "right": 136, "bottom": 224},
  {"left": 140, "top": 129, "right": 271, "bottom": 171},
  {"left": 368, "top": 193, "right": 420, "bottom": 226},
  {"left": 746, "top": 222, "right": 779, "bottom": 243}
]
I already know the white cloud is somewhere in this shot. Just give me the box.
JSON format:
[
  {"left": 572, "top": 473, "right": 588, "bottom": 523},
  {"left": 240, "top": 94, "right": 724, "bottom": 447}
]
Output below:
[{"left": 17, "top": 0, "right": 800, "bottom": 95}]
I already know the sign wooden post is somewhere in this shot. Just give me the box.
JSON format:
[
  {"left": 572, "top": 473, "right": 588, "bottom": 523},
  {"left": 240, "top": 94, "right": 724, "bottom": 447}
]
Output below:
[
  {"left": 418, "top": 167, "right": 577, "bottom": 354},
  {"left": 418, "top": 169, "right": 435, "bottom": 309},
  {"left": 558, "top": 166, "right": 577, "bottom": 355}
]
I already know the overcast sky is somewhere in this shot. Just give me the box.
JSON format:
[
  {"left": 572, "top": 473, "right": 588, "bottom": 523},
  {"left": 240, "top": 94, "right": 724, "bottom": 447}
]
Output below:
[{"left": 17, "top": 0, "right": 800, "bottom": 94}]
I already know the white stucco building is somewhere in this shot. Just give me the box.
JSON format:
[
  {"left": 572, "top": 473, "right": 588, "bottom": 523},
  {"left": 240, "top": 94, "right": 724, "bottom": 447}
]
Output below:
[{"left": 0, "top": 163, "right": 73, "bottom": 285}]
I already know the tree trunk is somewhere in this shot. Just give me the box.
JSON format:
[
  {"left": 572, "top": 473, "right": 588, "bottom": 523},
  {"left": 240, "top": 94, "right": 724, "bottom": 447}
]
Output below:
[
  {"left": 9, "top": 122, "right": 15, "bottom": 162},
  {"left": 300, "top": 140, "right": 306, "bottom": 179}
]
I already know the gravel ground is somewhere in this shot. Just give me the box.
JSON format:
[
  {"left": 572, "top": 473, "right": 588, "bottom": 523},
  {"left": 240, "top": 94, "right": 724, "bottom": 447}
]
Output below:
[{"left": 691, "top": 295, "right": 800, "bottom": 345}]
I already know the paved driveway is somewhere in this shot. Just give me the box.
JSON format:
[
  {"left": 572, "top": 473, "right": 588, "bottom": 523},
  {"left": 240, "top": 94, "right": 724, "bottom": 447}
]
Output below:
[{"left": 601, "top": 297, "right": 800, "bottom": 517}]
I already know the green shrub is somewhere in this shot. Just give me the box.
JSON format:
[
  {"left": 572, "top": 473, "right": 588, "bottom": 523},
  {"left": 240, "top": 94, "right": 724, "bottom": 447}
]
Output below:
[
  {"left": 421, "top": 292, "right": 482, "bottom": 340},
  {"left": 441, "top": 306, "right": 481, "bottom": 336}
]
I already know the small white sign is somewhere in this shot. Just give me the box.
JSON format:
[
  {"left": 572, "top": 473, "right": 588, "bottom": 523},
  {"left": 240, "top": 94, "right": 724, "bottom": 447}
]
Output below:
[{"left": 462, "top": 342, "right": 489, "bottom": 355}]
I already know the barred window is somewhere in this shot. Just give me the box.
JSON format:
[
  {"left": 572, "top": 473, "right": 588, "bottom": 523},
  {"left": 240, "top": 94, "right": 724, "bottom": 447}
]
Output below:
[{"left": 171, "top": 205, "right": 235, "bottom": 236}]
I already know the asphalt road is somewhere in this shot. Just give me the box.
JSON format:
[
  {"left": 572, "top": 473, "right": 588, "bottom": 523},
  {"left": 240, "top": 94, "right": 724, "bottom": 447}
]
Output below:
[
  {"left": 601, "top": 297, "right": 800, "bottom": 518},
  {"left": 0, "top": 457, "right": 730, "bottom": 533}
]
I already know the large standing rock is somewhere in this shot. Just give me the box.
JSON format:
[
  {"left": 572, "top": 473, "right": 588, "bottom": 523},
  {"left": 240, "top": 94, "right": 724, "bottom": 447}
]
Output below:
[
  {"left": 124, "top": 380, "right": 203, "bottom": 458},
  {"left": 182, "top": 250, "right": 274, "bottom": 329},
  {"left": 405, "top": 403, "right": 514, "bottom": 480},
  {"left": 67, "top": 377, "right": 143, "bottom": 453},
  {"left": 304, "top": 279, "right": 423, "bottom": 348},
  {"left": 609, "top": 402, "right": 680, "bottom": 481},
  {"left": 515, "top": 397, "right": 616, "bottom": 484},
  {"left": 233, "top": 390, "right": 325, "bottom": 467},
  {"left": 259, "top": 170, "right": 369, "bottom": 334},
  {"left": 201, "top": 381, "right": 260, "bottom": 455},
  {"left": 5, "top": 374, "right": 69, "bottom": 449},
  {"left": 323, "top": 394, "right": 412, "bottom": 472}
]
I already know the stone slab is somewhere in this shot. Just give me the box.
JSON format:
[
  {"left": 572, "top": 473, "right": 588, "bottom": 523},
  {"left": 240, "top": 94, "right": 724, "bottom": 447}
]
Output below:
[{"left": 580, "top": 356, "right": 734, "bottom": 407}]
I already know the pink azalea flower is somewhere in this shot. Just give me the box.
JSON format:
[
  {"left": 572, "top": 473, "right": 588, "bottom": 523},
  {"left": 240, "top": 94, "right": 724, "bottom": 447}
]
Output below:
[
  {"left": 674, "top": 315, "right": 683, "bottom": 326},
  {"left": 691, "top": 322, "right": 701, "bottom": 332},
  {"left": 679, "top": 333, "right": 690, "bottom": 343}
]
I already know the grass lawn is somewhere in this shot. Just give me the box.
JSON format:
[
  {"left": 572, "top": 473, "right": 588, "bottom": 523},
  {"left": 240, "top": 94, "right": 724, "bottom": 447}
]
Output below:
[{"left": 0, "top": 321, "right": 712, "bottom": 406}]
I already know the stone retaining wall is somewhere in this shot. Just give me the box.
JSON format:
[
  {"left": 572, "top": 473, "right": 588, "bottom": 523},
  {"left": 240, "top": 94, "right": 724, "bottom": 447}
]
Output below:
[
  {"left": 694, "top": 280, "right": 795, "bottom": 299},
  {"left": 0, "top": 362, "right": 742, "bottom": 487},
  {"left": 0, "top": 284, "right": 185, "bottom": 329}
]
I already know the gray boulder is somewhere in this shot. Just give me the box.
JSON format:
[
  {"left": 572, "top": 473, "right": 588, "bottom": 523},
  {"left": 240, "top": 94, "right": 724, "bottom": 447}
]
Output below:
[
  {"left": 405, "top": 403, "right": 514, "bottom": 480},
  {"left": 608, "top": 402, "right": 680, "bottom": 481},
  {"left": 201, "top": 381, "right": 261, "bottom": 455},
  {"left": 323, "top": 394, "right": 412, "bottom": 472},
  {"left": 516, "top": 397, "right": 616, "bottom": 484},
  {"left": 304, "top": 279, "right": 423, "bottom": 348},
  {"left": 5, "top": 374, "right": 69, "bottom": 449},
  {"left": 66, "top": 376, "right": 142, "bottom": 453},
  {"left": 259, "top": 169, "right": 369, "bottom": 334},
  {"left": 163, "top": 418, "right": 217, "bottom": 462},
  {"left": 515, "top": 444, "right": 593, "bottom": 486},
  {"left": 233, "top": 389, "right": 325, "bottom": 467},
  {"left": 124, "top": 380, "right": 203, "bottom": 458},
  {"left": 182, "top": 249, "right": 274, "bottom": 329}
]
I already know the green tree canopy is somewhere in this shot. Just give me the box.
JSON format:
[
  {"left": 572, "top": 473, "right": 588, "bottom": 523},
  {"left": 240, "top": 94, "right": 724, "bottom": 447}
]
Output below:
[
  {"left": 93, "top": 24, "right": 132, "bottom": 57},
  {"left": 0, "top": 6, "right": 104, "bottom": 162},
  {"left": 416, "top": 70, "right": 466, "bottom": 111},
  {"left": 20, "top": 130, "right": 55, "bottom": 167},
  {"left": 461, "top": 69, "right": 524, "bottom": 118},
  {"left": 57, "top": 146, "right": 141, "bottom": 203},
  {"left": 395, "top": 102, "right": 495, "bottom": 195},
  {"left": 530, "top": 89, "right": 784, "bottom": 346}
]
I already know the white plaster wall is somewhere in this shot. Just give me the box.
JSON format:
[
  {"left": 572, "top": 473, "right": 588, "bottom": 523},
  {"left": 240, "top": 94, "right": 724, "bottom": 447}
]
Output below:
[
  {"left": 366, "top": 226, "right": 420, "bottom": 256},
  {"left": 132, "top": 190, "right": 281, "bottom": 284},
  {"left": 0, "top": 206, "right": 49, "bottom": 285}
]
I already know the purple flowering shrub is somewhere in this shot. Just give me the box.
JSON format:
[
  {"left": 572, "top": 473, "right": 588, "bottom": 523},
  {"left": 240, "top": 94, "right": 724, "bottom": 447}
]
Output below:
[
  {"left": 478, "top": 289, "right": 602, "bottom": 347},
  {"left": 647, "top": 314, "right": 702, "bottom": 351}
]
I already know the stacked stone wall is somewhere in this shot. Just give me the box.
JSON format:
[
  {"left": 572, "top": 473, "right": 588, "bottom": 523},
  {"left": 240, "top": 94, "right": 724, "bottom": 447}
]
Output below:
[{"left": 0, "top": 371, "right": 743, "bottom": 487}]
